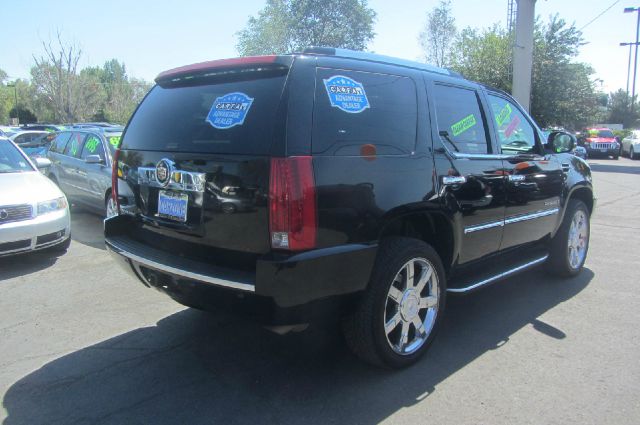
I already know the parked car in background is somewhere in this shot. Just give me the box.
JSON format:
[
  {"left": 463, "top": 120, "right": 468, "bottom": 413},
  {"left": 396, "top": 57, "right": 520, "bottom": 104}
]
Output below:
[
  {"left": 578, "top": 128, "right": 619, "bottom": 159},
  {"left": 105, "top": 48, "right": 594, "bottom": 368},
  {"left": 21, "top": 124, "right": 66, "bottom": 132},
  {"left": 0, "top": 138, "right": 70, "bottom": 256},
  {"left": 9, "top": 130, "right": 50, "bottom": 146},
  {"left": 47, "top": 128, "right": 123, "bottom": 216},
  {"left": 621, "top": 130, "right": 640, "bottom": 160}
]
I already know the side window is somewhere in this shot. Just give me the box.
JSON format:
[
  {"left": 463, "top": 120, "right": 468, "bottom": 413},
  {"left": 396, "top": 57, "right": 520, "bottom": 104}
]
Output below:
[
  {"left": 487, "top": 94, "right": 537, "bottom": 154},
  {"left": 63, "top": 133, "right": 86, "bottom": 158},
  {"left": 312, "top": 69, "right": 417, "bottom": 155},
  {"left": 433, "top": 84, "right": 490, "bottom": 154},
  {"left": 14, "top": 134, "right": 30, "bottom": 144},
  {"left": 51, "top": 132, "right": 72, "bottom": 153},
  {"left": 80, "top": 134, "right": 105, "bottom": 160}
]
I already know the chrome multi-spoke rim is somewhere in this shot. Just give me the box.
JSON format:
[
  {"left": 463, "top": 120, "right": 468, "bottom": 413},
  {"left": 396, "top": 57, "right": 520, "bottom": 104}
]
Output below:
[
  {"left": 106, "top": 197, "right": 118, "bottom": 218},
  {"left": 567, "top": 210, "right": 588, "bottom": 269},
  {"left": 384, "top": 258, "right": 439, "bottom": 355}
]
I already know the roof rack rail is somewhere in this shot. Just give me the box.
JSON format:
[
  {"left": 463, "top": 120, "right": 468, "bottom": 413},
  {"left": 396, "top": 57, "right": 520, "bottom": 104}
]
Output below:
[{"left": 301, "top": 47, "right": 459, "bottom": 77}]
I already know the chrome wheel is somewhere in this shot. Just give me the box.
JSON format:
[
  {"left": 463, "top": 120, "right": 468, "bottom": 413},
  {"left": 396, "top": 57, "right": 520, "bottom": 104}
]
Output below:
[
  {"left": 384, "top": 258, "right": 439, "bottom": 355},
  {"left": 106, "top": 197, "right": 118, "bottom": 218},
  {"left": 567, "top": 209, "right": 588, "bottom": 270}
]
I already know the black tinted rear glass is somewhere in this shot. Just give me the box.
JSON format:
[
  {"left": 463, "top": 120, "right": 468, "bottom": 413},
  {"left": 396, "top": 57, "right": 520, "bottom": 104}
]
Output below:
[
  {"left": 312, "top": 69, "right": 417, "bottom": 155},
  {"left": 121, "top": 73, "right": 287, "bottom": 154}
]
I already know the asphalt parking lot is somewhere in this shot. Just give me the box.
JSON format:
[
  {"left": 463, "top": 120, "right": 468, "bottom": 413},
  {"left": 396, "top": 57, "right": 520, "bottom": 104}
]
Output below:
[{"left": 1, "top": 158, "right": 639, "bottom": 425}]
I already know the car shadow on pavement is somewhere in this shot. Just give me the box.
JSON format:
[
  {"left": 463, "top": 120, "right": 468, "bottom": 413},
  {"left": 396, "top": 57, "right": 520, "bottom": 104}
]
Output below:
[
  {"left": 2, "top": 268, "right": 594, "bottom": 425},
  {"left": 588, "top": 162, "right": 640, "bottom": 175},
  {"left": 0, "top": 251, "right": 63, "bottom": 281},
  {"left": 69, "top": 206, "right": 106, "bottom": 251}
]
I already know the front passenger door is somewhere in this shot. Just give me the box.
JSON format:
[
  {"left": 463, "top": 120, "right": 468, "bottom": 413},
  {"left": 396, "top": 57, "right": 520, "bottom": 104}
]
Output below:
[{"left": 485, "top": 92, "right": 564, "bottom": 249}]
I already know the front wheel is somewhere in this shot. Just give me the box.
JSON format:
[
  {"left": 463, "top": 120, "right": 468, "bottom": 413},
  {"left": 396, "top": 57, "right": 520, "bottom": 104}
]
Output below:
[
  {"left": 547, "top": 200, "right": 590, "bottom": 277},
  {"left": 342, "top": 237, "right": 446, "bottom": 368}
]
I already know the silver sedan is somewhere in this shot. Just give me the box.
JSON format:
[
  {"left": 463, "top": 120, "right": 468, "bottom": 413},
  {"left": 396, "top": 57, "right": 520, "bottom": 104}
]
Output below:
[
  {"left": 0, "top": 139, "right": 71, "bottom": 256},
  {"left": 621, "top": 130, "right": 640, "bottom": 160}
]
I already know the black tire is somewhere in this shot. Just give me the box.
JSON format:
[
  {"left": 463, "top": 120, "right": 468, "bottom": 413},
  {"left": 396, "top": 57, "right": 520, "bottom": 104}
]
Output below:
[
  {"left": 631, "top": 146, "right": 636, "bottom": 160},
  {"left": 547, "top": 199, "right": 590, "bottom": 277},
  {"left": 613, "top": 155, "right": 619, "bottom": 160},
  {"left": 342, "top": 237, "right": 446, "bottom": 368}
]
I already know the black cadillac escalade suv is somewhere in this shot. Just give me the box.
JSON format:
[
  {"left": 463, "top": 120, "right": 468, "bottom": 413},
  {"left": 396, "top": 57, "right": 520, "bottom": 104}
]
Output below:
[{"left": 105, "top": 48, "right": 594, "bottom": 368}]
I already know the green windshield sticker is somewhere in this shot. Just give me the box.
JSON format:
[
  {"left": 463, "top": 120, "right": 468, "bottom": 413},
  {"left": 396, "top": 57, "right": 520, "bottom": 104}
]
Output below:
[
  {"left": 109, "top": 136, "right": 121, "bottom": 148},
  {"left": 70, "top": 140, "right": 79, "bottom": 156},
  {"left": 495, "top": 104, "right": 512, "bottom": 126},
  {"left": 85, "top": 137, "right": 100, "bottom": 153},
  {"left": 451, "top": 114, "right": 477, "bottom": 137}
]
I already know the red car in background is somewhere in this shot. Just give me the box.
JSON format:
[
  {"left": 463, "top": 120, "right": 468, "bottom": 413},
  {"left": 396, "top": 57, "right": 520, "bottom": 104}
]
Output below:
[{"left": 578, "top": 127, "right": 620, "bottom": 159}]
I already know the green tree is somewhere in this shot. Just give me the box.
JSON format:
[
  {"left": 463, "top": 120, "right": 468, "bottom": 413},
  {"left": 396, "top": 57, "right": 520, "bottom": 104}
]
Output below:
[
  {"left": 236, "top": 0, "right": 376, "bottom": 56},
  {"left": 448, "top": 15, "right": 600, "bottom": 130},
  {"left": 449, "top": 25, "right": 513, "bottom": 92},
  {"left": 418, "top": 0, "right": 457, "bottom": 67},
  {"left": 607, "top": 89, "right": 638, "bottom": 127},
  {"left": 9, "top": 106, "right": 37, "bottom": 124}
]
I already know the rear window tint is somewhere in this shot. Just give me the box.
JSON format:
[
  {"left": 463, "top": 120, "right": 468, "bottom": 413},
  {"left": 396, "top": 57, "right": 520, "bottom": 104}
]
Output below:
[
  {"left": 432, "top": 84, "right": 490, "bottom": 155},
  {"left": 121, "top": 74, "right": 287, "bottom": 155},
  {"left": 51, "top": 132, "right": 72, "bottom": 153},
  {"left": 312, "top": 69, "right": 417, "bottom": 155}
]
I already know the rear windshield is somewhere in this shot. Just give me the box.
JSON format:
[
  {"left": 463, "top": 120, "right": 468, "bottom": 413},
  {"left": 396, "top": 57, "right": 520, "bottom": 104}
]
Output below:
[{"left": 121, "top": 72, "right": 287, "bottom": 155}]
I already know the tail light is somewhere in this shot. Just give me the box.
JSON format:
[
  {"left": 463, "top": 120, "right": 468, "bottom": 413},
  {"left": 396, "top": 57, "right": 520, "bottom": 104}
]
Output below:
[
  {"left": 269, "top": 156, "right": 317, "bottom": 251},
  {"left": 111, "top": 148, "right": 121, "bottom": 215}
]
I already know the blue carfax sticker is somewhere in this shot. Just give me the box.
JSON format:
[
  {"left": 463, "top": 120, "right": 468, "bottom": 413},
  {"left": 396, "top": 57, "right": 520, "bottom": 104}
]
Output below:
[
  {"left": 206, "top": 92, "right": 254, "bottom": 129},
  {"left": 323, "top": 75, "right": 370, "bottom": 113}
]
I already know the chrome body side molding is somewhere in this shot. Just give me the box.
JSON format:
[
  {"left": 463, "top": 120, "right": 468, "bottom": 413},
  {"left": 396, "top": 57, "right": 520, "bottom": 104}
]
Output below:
[
  {"left": 464, "top": 208, "right": 559, "bottom": 234},
  {"left": 447, "top": 254, "right": 549, "bottom": 293}
]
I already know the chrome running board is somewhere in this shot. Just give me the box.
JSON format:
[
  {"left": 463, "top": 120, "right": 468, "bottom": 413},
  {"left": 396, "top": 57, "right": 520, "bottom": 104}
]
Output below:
[{"left": 447, "top": 254, "right": 549, "bottom": 294}]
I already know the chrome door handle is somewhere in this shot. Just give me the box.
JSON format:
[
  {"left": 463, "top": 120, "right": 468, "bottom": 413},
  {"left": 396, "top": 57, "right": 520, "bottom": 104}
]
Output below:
[{"left": 442, "top": 176, "right": 466, "bottom": 185}]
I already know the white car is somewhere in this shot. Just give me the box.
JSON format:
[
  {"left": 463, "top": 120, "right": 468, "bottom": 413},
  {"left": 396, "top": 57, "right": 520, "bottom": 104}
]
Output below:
[
  {"left": 0, "top": 138, "right": 71, "bottom": 256},
  {"left": 621, "top": 130, "right": 640, "bottom": 160},
  {"left": 9, "top": 130, "right": 50, "bottom": 146}
]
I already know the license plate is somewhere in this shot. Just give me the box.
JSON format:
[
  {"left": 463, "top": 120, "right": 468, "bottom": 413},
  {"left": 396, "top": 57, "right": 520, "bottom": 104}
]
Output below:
[
  {"left": 600, "top": 148, "right": 607, "bottom": 152},
  {"left": 157, "top": 190, "right": 188, "bottom": 222}
]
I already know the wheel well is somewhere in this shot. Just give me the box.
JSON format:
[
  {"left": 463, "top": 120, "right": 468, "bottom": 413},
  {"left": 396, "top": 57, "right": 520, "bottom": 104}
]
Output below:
[
  {"left": 569, "top": 186, "right": 594, "bottom": 215},
  {"left": 378, "top": 213, "right": 454, "bottom": 273}
]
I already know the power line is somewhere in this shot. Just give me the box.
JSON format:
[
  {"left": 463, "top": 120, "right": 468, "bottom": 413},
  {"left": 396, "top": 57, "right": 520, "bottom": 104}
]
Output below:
[{"left": 579, "top": 0, "right": 621, "bottom": 31}]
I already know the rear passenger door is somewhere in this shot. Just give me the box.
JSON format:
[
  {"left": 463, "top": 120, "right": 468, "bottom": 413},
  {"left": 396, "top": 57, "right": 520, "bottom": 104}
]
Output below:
[
  {"left": 59, "top": 132, "right": 87, "bottom": 200},
  {"left": 429, "top": 81, "right": 506, "bottom": 264}
]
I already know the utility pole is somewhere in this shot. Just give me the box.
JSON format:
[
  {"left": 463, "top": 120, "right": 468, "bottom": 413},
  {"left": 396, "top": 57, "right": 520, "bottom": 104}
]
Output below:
[
  {"left": 624, "top": 7, "right": 640, "bottom": 106},
  {"left": 6, "top": 81, "right": 18, "bottom": 125},
  {"left": 511, "top": 0, "right": 536, "bottom": 112}
]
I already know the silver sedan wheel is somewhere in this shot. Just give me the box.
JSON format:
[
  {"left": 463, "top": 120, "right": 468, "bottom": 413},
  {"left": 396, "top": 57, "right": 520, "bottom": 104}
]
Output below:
[
  {"left": 384, "top": 258, "right": 439, "bottom": 355},
  {"left": 567, "top": 209, "right": 588, "bottom": 270},
  {"left": 106, "top": 197, "right": 118, "bottom": 218}
]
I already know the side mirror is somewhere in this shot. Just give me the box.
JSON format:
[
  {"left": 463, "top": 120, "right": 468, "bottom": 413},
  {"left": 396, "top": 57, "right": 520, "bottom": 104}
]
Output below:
[
  {"left": 34, "top": 157, "right": 52, "bottom": 169},
  {"left": 85, "top": 155, "right": 104, "bottom": 164},
  {"left": 547, "top": 131, "right": 575, "bottom": 154}
]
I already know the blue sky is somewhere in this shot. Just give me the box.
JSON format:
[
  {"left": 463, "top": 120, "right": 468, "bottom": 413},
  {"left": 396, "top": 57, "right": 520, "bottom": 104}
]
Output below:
[{"left": 0, "top": 1, "right": 632, "bottom": 93}]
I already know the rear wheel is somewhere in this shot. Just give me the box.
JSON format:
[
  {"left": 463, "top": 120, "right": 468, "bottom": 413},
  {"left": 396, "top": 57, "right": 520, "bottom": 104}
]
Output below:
[
  {"left": 547, "top": 200, "right": 590, "bottom": 277},
  {"left": 105, "top": 194, "right": 117, "bottom": 218},
  {"left": 631, "top": 146, "right": 636, "bottom": 160},
  {"left": 342, "top": 237, "right": 446, "bottom": 368}
]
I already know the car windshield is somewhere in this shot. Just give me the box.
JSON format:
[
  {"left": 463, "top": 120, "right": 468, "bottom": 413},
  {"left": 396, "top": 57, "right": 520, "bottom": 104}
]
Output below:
[
  {"left": 0, "top": 141, "right": 34, "bottom": 173},
  {"left": 588, "top": 129, "right": 614, "bottom": 138}
]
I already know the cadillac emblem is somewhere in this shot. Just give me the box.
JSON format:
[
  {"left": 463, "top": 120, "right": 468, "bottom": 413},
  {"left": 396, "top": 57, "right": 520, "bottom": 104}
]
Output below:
[{"left": 156, "top": 159, "right": 173, "bottom": 186}]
